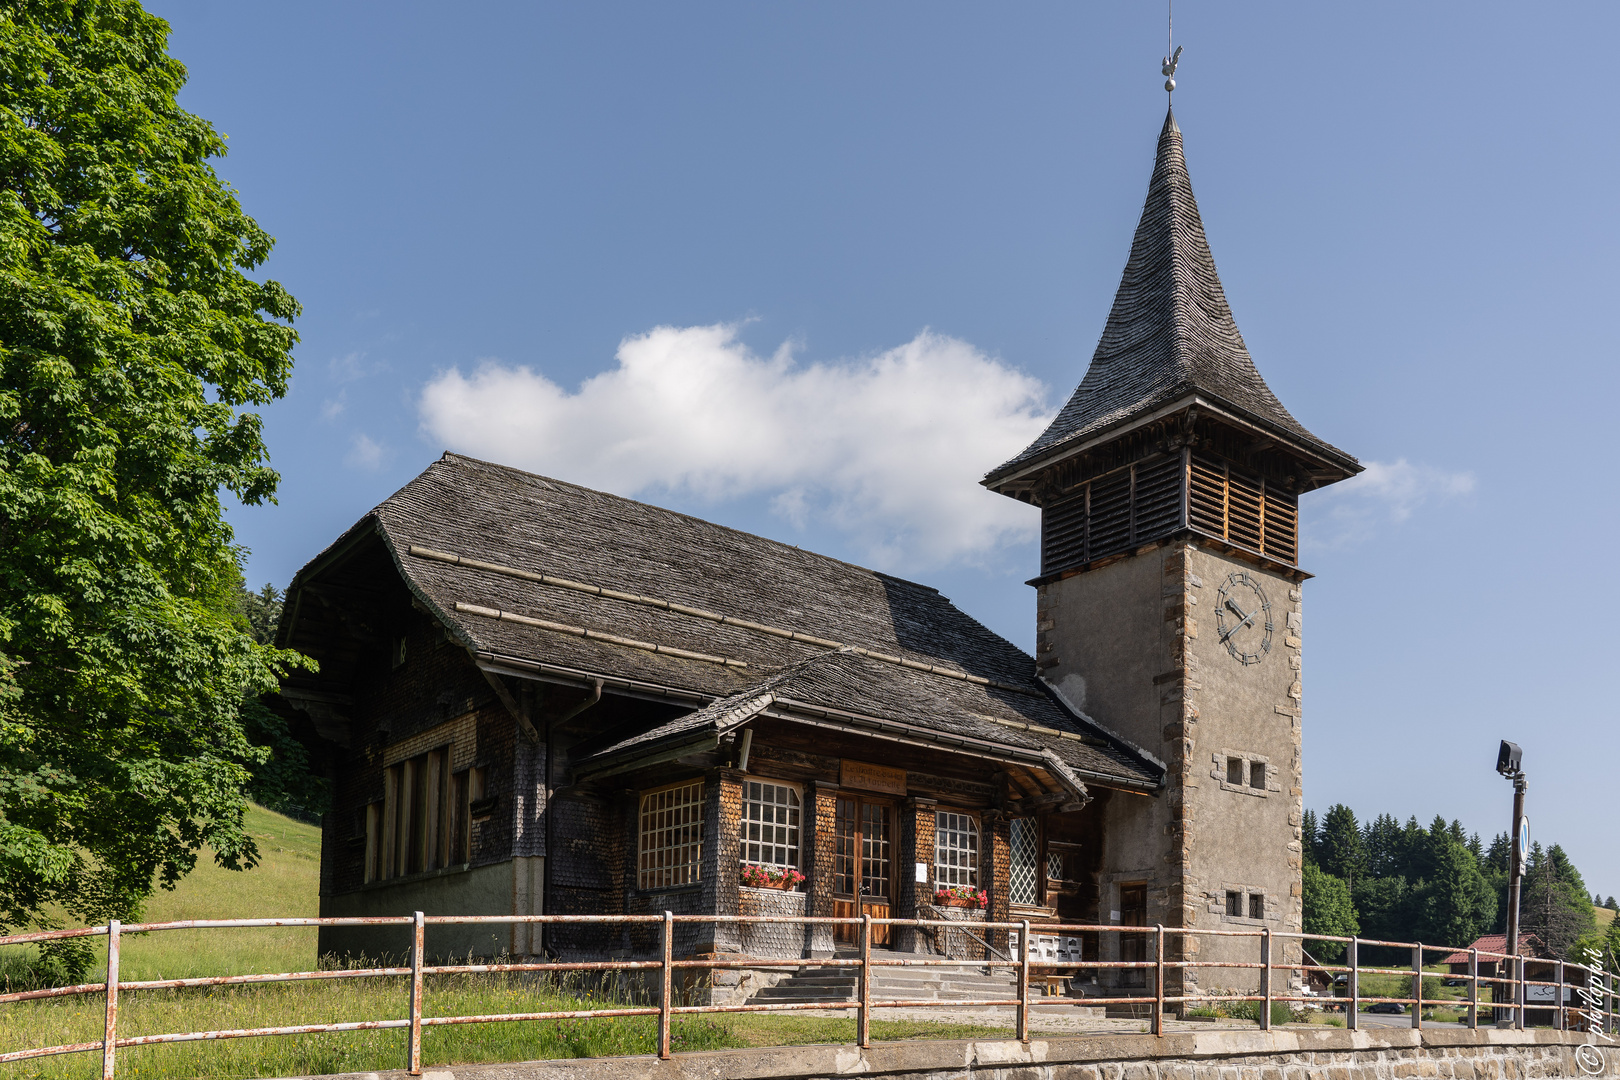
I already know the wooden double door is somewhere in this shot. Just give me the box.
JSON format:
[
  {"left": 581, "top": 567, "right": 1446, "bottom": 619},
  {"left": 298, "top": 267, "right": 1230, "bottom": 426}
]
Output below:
[{"left": 832, "top": 796, "right": 892, "bottom": 945}]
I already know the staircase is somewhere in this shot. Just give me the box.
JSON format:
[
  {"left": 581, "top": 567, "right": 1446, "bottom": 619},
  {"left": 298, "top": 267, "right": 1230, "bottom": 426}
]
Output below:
[{"left": 748, "top": 949, "right": 1021, "bottom": 1006}]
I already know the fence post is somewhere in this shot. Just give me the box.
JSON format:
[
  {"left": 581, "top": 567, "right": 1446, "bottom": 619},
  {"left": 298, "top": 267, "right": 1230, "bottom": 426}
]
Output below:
[
  {"left": 408, "top": 910, "right": 425, "bottom": 1075},
  {"left": 1347, "top": 936, "right": 1358, "bottom": 1030},
  {"left": 1153, "top": 924, "right": 1165, "bottom": 1037},
  {"left": 1467, "top": 947, "right": 1478, "bottom": 1029},
  {"left": 1555, "top": 959, "right": 1565, "bottom": 1031},
  {"left": 1017, "top": 920, "right": 1031, "bottom": 1043},
  {"left": 102, "top": 920, "right": 120, "bottom": 1080},
  {"left": 658, "top": 910, "right": 673, "bottom": 1059},
  {"left": 858, "top": 913, "right": 872, "bottom": 1049},
  {"left": 1411, "top": 943, "right": 1423, "bottom": 1030},
  {"left": 1260, "top": 928, "right": 1272, "bottom": 1031}
]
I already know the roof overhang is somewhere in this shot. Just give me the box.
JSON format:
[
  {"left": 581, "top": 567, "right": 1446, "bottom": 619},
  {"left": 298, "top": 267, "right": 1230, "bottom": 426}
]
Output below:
[{"left": 983, "top": 391, "right": 1362, "bottom": 500}]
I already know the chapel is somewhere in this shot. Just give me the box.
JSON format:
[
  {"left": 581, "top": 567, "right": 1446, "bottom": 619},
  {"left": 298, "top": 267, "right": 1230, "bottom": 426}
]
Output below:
[{"left": 275, "top": 107, "right": 1358, "bottom": 1001}]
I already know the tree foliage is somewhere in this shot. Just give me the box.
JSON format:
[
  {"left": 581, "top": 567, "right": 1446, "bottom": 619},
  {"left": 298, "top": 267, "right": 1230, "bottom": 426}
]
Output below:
[
  {"left": 1301, "top": 862, "right": 1357, "bottom": 962},
  {"left": 0, "top": 0, "right": 304, "bottom": 954}
]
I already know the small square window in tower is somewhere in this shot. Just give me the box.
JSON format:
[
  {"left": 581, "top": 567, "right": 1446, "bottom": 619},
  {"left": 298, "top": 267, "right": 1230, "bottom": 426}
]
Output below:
[
  {"left": 1249, "top": 893, "right": 1264, "bottom": 920},
  {"left": 1227, "top": 757, "right": 1244, "bottom": 785},
  {"left": 1225, "top": 890, "right": 1242, "bottom": 917},
  {"left": 1249, "top": 762, "right": 1265, "bottom": 790}
]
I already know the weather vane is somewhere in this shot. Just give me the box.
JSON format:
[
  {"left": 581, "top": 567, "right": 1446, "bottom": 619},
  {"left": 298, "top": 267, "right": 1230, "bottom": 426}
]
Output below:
[{"left": 1162, "top": 0, "right": 1181, "bottom": 94}]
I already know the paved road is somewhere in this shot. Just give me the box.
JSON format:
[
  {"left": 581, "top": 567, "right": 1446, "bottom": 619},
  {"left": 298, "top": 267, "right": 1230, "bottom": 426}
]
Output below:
[{"left": 1354, "top": 1010, "right": 1469, "bottom": 1029}]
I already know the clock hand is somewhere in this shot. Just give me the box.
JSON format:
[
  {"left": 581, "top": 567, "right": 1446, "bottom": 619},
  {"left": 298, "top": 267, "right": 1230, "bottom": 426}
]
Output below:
[{"left": 1221, "top": 598, "right": 1260, "bottom": 641}]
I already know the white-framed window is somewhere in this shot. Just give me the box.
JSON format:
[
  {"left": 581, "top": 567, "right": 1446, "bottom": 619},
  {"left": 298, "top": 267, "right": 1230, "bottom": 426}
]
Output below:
[
  {"left": 739, "top": 779, "right": 800, "bottom": 868},
  {"left": 639, "top": 780, "right": 704, "bottom": 889},
  {"left": 1009, "top": 817, "right": 1038, "bottom": 904},
  {"left": 934, "top": 810, "right": 979, "bottom": 887}
]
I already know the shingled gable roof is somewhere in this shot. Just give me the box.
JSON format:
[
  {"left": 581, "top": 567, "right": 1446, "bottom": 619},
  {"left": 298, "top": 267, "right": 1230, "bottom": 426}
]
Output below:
[
  {"left": 985, "top": 109, "right": 1357, "bottom": 488},
  {"left": 298, "top": 452, "right": 1160, "bottom": 790}
]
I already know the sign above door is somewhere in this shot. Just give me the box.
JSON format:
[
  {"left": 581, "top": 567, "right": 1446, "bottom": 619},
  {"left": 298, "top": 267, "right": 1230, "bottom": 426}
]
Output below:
[{"left": 840, "top": 760, "right": 906, "bottom": 796}]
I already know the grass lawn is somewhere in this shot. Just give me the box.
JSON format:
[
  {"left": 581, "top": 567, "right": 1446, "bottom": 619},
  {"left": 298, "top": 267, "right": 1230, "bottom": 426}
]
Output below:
[{"left": 1, "top": 805, "right": 1008, "bottom": 1078}]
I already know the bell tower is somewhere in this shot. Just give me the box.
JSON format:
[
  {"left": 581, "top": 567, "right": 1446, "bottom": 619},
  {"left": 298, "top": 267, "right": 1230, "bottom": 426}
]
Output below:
[{"left": 983, "top": 109, "right": 1360, "bottom": 986}]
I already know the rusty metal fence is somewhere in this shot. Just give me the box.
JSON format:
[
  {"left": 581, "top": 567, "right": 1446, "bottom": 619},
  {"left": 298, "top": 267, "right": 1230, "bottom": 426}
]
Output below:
[{"left": 1, "top": 913, "right": 1616, "bottom": 1077}]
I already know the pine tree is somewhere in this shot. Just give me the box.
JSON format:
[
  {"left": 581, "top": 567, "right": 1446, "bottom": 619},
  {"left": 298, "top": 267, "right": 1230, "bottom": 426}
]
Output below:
[
  {"left": 1319, "top": 805, "right": 1366, "bottom": 890},
  {"left": 1301, "top": 809, "right": 1319, "bottom": 866}
]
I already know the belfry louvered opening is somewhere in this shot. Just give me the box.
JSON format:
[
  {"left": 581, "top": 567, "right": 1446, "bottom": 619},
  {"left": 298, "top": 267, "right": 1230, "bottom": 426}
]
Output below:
[
  {"left": 1187, "top": 454, "right": 1297, "bottom": 564},
  {"left": 1040, "top": 454, "right": 1184, "bottom": 575},
  {"left": 1040, "top": 450, "right": 1300, "bottom": 576}
]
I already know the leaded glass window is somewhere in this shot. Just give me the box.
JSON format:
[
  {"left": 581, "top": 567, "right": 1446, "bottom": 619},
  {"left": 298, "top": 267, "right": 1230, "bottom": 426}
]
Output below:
[{"left": 1010, "top": 817, "right": 1038, "bottom": 904}]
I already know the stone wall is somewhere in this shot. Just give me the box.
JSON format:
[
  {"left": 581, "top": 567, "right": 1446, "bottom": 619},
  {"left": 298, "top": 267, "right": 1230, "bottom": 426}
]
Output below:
[{"left": 386, "top": 1027, "right": 1614, "bottom": 1080}]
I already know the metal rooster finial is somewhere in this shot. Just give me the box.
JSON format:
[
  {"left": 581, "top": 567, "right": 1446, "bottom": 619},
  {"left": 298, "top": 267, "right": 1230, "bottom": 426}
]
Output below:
[{"left": 1162, "top": 45, "right": 1183, "bottom": 93}]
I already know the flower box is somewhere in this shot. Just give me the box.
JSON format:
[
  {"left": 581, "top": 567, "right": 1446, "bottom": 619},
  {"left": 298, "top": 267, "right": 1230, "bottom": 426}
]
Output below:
[
  {"left": 933, "top": 887, "right": 989, "bottom": 910},
  {"left": 740, "top": 864, "right": 805, "bottom": 891}
]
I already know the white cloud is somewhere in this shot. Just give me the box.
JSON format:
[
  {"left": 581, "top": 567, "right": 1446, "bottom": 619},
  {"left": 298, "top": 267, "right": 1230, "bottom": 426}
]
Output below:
[
  {"left": 329, "top": 350, "right": 387, "bottom": 384},
  {"left": 321, "top": 391, "right": 347, "bottom": 420},
  {"left": 345, "top": 433, "right": 388, "bottom": 471},
  {"left": 418, "top": 324, "right": 1051, "bottom": 568},
  {"left": 1306, "top": 458, "right": 1476, "bottom": 549}
]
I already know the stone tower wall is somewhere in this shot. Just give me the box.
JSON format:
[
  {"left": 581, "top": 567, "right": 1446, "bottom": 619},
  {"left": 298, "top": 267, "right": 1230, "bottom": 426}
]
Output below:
[{"left": 1039, "top": 539, "right": 1304, "bottom": 995}]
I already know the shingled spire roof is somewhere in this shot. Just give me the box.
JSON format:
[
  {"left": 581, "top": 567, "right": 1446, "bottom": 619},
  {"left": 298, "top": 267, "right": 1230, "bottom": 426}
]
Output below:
[{"left": 986, "top": 109, "right": 1356, "bottom": 487}]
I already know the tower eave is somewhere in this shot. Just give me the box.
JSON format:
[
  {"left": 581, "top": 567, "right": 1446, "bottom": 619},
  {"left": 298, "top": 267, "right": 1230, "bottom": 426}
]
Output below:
[{"left": 983, "top": 390, "right": 1361, "bottom": 502}]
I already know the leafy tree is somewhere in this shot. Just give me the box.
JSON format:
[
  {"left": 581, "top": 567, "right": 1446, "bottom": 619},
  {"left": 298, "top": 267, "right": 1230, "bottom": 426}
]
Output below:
[
  {"left": 0, "top": 0, "right": 304, "bottom": 967},
  {"left": 236, "top": 582, "right": 283, "bottom": 645},
  {"left": 1302, "top": 862, "right": 1358, "bottom": 961},
  {"left": 1318, "top": 804, "right": 1366, "bottom": 889}
]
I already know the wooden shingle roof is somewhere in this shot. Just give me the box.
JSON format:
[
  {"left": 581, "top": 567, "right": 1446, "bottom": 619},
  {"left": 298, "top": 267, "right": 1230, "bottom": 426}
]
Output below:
[
  {"left": 294, "top": 453, "right": 1161, "bottom": 791},
  {"left": 986, "top": 109, "right": 1357, "bottom": 488}
]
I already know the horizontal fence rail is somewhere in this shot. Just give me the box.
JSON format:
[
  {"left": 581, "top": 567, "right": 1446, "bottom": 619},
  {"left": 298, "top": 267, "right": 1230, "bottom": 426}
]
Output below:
[{"left": 0, "top": 913, "right": 1614, "bottom": 1076}]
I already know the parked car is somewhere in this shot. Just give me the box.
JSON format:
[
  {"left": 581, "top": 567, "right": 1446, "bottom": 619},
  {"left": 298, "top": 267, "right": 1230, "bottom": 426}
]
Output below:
[{"left": 1365, "top": 1001, "right": 1406, "bottom": 1014}]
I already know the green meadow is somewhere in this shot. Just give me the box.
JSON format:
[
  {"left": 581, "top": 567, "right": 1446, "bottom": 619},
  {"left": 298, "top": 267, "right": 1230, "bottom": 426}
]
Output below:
[{"left": 0, "top": 805, "right": 1002, "bottom": 1078}]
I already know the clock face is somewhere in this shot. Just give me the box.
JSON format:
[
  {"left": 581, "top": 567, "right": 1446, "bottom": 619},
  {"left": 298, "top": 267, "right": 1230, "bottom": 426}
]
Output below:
[{"left": 1215, "top": 571, "right": 1273, "bottom": 665}]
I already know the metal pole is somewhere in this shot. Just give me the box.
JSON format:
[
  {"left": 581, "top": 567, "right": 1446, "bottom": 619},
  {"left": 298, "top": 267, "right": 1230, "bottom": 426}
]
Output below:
[
  {"left": 1411, "top": 943, "right": 1422, "bottom": 1030},
  {"left": 1467, "top": 947, "right": 1478, "bottom": 1029},
  {"left": 1260, "top": 928, "right": 1272, "bottom": 1031},
  {"left": 1505, "top": 775, "right": 1526, "bottom": 993},
  {"left": 1153, "top": 924, "right": 1165, "bottom": 1037},
  {"left": 1516, "top": 952, "right": 1526, "bottom": 1030},
  {"left": 1556, "top": 959, "right": 1565, "bottom": 1031},
  {"left": 1348, "top": 936, "right": 1359, "bottom": 1030},
  {"left": 857, "top": 913, "right": 871, "bottom": 1049},
  {"left": 1017, "top": 920, "right": 1031, "bottom": 1043},
  {"left": 658, "top": 910, "right": 673, "bottom": 1060},
  {"left": 102, "top": 920, "right": 120, "bottom": 1080},
  {"left": 408, "top": 910, "right": 425, "bottom": 1075}
]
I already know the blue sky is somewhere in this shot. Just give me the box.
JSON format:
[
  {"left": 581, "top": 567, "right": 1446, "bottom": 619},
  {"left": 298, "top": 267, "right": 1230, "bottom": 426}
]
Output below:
[{"left": 150, "top": 2, "right": 1620, "bottom": 899}]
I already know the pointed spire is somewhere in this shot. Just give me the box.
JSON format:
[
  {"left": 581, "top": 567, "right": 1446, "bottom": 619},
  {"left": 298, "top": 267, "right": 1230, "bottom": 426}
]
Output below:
[{"left": 987, "top": 109, "right": 1355, "bottom": 487}]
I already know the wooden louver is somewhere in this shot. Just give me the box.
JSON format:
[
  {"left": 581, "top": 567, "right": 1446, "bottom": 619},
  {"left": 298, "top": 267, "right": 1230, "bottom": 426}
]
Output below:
[
  {"left": 1041, "top": 451, "right": 1298, "bottom": 576},
  {"left": 1187, "top": 454, "right": 1296, "bottom": 564}
]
